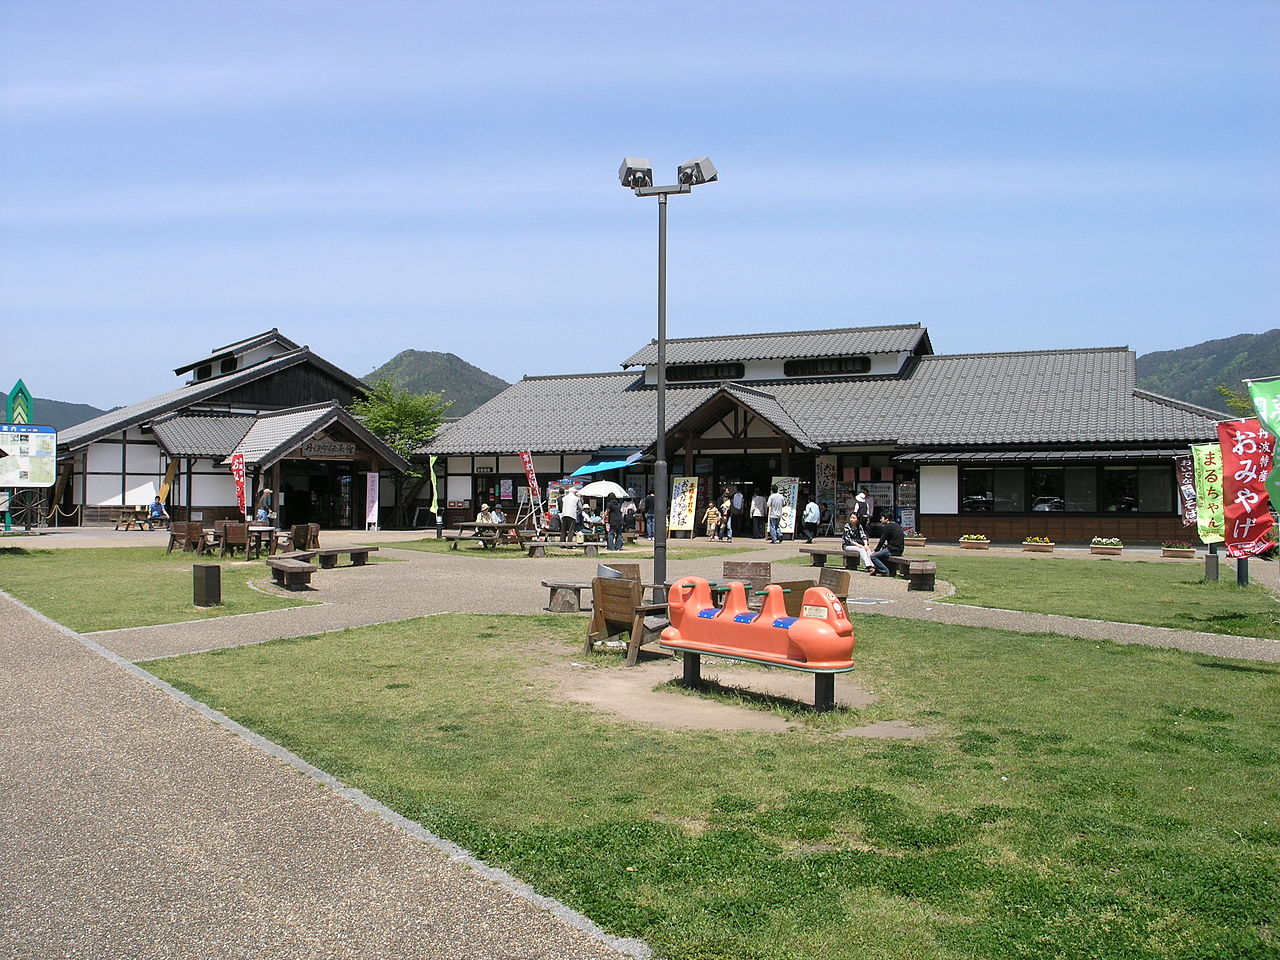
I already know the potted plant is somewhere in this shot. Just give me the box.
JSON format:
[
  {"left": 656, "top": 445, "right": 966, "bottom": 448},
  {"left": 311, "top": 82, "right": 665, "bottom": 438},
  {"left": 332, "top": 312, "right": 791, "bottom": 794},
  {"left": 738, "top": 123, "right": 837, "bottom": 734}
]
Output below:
[
  {"left": 904, "top": 533, "right": 928, "bottom": 549},
  {"left": 1161, "top": 540, "right": 1197, "bottom": 559},
  {"left": 1022, "top": 536, "right": 1054, "bottom": 553},
  {"left": 1090, "top": 536, "right": 1123, "bottom": 556},
  {"left": 959, "top": 533, "right": 990, "bottom": 550}
]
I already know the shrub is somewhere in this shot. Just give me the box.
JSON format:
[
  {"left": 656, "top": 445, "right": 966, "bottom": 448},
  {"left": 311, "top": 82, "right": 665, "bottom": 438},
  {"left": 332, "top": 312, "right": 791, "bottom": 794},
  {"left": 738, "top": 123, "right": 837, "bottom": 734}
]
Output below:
[
  {"left": 959, "top": 533, "right": 989, "bottom": 541},
  {"left": 1162, "top": 540, "right": 1195, "bottom": 550},
  {"left": 1091, "top": 537, "right": 1123, "bottom": 547},
  {"left": 1023, "top": 536, "right": 1052, "bottom": 544}
]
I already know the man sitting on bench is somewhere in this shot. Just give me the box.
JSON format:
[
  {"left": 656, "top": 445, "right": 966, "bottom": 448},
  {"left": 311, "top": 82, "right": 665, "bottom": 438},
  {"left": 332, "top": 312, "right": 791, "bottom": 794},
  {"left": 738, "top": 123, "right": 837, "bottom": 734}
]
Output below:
[{"left": 869, "top": 512, "right": 904, "bottom": 577}]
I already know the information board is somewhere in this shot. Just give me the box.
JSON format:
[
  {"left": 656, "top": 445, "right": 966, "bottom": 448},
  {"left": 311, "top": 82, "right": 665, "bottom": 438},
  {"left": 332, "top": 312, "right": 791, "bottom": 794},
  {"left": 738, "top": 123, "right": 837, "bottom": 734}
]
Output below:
[{"left": 0, "top": 424, "right": 56, "bottom": 488}]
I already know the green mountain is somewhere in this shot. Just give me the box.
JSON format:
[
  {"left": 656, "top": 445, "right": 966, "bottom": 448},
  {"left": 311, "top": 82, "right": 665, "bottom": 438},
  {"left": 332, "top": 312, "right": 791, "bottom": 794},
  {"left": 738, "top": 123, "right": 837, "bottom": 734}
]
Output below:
[
  {"left": 1136, "top": 330, "right": 1280, "bottom": 414},
  {"left": 365, "top": 350, "right": 508, "bottom": 417},
  {"left": 32, "top": 397, "right": 110, "bottom": 432}
]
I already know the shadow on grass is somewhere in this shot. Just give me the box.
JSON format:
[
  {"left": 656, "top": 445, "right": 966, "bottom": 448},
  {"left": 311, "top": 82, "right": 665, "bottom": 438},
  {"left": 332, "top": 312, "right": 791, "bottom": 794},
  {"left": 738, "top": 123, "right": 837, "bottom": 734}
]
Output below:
[
  {"left": 1196, "top": 660, "right": 1280, "bottom": 675},
  {"left": 659, "top": 676, "right": 842, "bottom": 717}
]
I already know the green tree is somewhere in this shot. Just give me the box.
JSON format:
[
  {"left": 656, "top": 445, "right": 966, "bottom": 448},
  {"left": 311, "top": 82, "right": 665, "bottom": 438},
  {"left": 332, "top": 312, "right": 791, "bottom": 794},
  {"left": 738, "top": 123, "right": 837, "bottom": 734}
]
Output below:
[
  {"left": 1215, "top": 384, "right": 1254, "bottom": 417},
  {"left": 350, "top": 377, "right": 451, "bottom": 526}
]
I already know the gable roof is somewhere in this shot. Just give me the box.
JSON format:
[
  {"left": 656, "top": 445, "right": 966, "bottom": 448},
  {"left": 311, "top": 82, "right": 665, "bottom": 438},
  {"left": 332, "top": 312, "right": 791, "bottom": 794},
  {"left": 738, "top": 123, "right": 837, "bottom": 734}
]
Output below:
[
  {"left": 150, "top": 413, "right": 256, "bottom": 458},
  {"left": 621, "top": 324, "right": 932, "bottom": 368},
  {"left": 59, "top": 347, "right": 369, "bottom": 452},
  {"left": 227, "top": 401, "right": 410, "bottom": 472},
  {"left": 173, "top": 328, "right": 301, "bottom": 376},
  {"left": 425, "top": 345, "right": 1223, "bottom": 456}
]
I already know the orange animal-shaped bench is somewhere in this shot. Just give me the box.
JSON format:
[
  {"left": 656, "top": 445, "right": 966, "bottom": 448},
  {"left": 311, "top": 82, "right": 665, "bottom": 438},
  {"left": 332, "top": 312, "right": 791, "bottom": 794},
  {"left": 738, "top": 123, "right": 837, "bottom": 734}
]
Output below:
[{"left": 659, "top": 576, "right": 856, "bottom": 711}]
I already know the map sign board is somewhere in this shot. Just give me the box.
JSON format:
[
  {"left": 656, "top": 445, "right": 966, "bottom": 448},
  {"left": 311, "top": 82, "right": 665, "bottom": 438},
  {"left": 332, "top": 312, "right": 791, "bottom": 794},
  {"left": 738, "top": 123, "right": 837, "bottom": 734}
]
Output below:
[{"left": 0, "top": 424, "right": 56, "bottom": 488}]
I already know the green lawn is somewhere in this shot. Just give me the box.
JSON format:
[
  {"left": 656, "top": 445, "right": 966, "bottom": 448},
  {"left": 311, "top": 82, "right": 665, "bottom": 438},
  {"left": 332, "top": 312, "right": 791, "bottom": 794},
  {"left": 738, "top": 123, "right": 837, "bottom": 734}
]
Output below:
[
  {"left": 148, "top": 613, "right": 1280, "bottom": 960},
  {"left": 781, "top": 552, "right": 1280, "bottom": 640},
  {"left": 0, "top": 546, "right": 313, "bottom": 632},
  {"left": 382, "top": 536, "right": 759, "bottom": 562}
]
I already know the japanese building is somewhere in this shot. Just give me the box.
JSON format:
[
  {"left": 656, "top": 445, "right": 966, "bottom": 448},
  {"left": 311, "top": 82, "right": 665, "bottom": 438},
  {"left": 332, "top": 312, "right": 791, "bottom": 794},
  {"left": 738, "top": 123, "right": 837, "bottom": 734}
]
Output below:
[
  {"left": 58, "top": 330, "right": 409, "bottom": 527},
  {"left": 423, "top": 324, "right": 1223, "bottom": 542}
]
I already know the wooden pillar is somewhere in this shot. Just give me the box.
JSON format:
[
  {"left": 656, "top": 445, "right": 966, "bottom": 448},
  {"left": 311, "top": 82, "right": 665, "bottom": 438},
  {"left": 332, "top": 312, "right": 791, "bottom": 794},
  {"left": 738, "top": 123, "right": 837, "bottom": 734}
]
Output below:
[{"left": 780, "top": 439, "right": 790, "bottom": 475}]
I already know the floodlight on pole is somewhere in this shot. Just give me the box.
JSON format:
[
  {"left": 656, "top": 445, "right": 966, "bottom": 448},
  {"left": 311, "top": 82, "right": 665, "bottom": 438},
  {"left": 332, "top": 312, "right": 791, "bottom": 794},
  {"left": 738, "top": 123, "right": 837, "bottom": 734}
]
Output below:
[{"left": 618, "top": 156, "right": 717, "bottom": 591}]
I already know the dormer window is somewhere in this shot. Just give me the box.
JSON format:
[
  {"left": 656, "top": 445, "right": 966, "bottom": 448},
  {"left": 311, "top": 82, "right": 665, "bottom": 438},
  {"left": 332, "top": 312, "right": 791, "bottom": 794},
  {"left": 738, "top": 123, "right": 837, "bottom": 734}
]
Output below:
[
  {"left": 667, "top": 362, "right": 745, "bottom": 382},
  {"left": 195, "top": 364, "right": 212, "bottom": 381},
  {"left": 220, "top": 357, "right": 238, "bottom": 374},
  {"left": 784, "top": 355, "right": 871, "bottom": 377}
]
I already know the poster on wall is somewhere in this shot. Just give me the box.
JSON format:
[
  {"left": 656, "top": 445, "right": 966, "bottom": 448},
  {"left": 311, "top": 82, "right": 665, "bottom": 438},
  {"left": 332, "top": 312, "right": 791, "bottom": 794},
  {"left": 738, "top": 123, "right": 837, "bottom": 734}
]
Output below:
[
  {"left": 771, "top": 476, "right": 800, "bottom": 534},
  {"left": 669, "top": 477, "right": 699, "bottom": 531},
  {"left": 898, "top": 508, "right": 917, "bottom": 535},
  {"left": 500, "top": 478, "right": 513, "bottom": 501},
  {"left": 814, "top": 455, "right": 837, "bottom": 508}
]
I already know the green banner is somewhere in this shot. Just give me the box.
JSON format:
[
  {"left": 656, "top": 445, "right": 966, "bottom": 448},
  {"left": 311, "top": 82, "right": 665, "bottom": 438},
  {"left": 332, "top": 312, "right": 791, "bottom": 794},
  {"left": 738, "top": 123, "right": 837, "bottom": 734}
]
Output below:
[
  {"left": 429, "top": 455, "right": 439, "bottom": 515},
  {"left": 1191, "top": 443, "right": 1225, "bottom": 544},
  {"left": 1247, "top": 378, "right": 1280, "bottom": 506}
]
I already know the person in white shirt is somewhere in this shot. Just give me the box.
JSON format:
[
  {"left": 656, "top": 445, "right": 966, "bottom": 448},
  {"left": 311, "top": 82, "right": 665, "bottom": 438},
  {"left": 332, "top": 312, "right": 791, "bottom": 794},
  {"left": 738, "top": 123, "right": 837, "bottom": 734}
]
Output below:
[
  {"left": 766, "top": 485, "right": 787, "bottom": 543},
  {"left": 801, "top": 497, "right": 821, "bottom": 543},
  {"left": 750, "top": 489, "right": 767, "bottom": 539},
  {"left": 559, "top": 488, "right": 580, "bottom": 541}
]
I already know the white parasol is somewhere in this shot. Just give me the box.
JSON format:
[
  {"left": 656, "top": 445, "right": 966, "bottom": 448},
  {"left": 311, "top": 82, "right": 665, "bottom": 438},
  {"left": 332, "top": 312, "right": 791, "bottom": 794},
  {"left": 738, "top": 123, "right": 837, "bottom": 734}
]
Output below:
[{"left": 576, "top": 480, "right": 629, "bottom": 500}]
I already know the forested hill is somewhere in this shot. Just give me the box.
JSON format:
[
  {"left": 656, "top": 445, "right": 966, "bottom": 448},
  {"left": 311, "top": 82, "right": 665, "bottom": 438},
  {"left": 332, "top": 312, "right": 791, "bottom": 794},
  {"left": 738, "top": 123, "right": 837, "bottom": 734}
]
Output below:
[
  {"left": 365, "top": 350, "right": 509, "bottom": 417},
  {"left": 1136, "top": 330, "right": 1280, "bottom": 414},
  {"left": 33, "top": 398, "right": 110, "bottom": 432}
]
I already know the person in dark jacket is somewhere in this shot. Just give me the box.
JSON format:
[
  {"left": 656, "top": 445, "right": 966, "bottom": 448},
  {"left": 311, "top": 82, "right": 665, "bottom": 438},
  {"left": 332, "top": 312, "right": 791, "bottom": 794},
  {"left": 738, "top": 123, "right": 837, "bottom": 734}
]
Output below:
[
  {"left": 605, "top": 494, "right": 625, "bottom": 550},
  {"left": 870, "top": 513, "right": 904, "bottom": 576}
]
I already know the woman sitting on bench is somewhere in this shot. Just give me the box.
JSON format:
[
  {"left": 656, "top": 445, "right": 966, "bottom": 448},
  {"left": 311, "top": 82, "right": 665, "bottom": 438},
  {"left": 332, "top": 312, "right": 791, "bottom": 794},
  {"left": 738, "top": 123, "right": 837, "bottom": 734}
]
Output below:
[{"left": 840, "top": 519, "right": 872, "bottom": 569}]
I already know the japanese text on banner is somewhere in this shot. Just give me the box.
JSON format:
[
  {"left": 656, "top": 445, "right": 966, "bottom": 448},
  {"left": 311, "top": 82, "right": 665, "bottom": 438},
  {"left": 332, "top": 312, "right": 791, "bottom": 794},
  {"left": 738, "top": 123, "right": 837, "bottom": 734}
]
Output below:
[
  {"left": 1246, "top": 378, "right": 1280, "bottom": 506},
  {"left": 1216, "top": 420, "right": 1274, "bottom": 558},
  {"left": 1190, "top": 443, "right": 1224, "bottom": 545},
  {"left": 1175, "top": 455, "right": 1196, "bottom": 527}
]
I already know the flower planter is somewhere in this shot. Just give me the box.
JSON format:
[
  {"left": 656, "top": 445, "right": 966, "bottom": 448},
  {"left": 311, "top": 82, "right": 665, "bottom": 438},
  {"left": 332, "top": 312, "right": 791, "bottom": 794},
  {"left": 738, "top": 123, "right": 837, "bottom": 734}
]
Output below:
[
  {"left": 1161, "top": 547, "right": 1196, "bottom": 559},
  {"left": 904, "top": 536, "right": 927, "bottom": 549},
  {"left": 1022, "top": 542, "right": 1055, "bottom": 553},
  {"left": 1090, "top": 545, "right": 1123, "bottom": 556},
  {"left": 959, "top": 540, "right": 990, "bottom": 550}
]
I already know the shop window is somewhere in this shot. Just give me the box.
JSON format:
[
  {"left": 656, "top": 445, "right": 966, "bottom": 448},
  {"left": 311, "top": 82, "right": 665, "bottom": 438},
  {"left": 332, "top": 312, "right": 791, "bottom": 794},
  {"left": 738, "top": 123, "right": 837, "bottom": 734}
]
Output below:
[
  {"left": 960, "top": 468, "right": 993, "bottom": 512},
  {"left": 1101, "top": 466, "right": 1139, "bottom": 512},
  {"left": 992, "top": 467, "right": 1025, "bottom": 512},
  {"left": 1064, "top": 466, "right": 1097, "bottom": 512},
  {"left": 1138, "top": 465, "right": 1173, "bottom": 513},
  {"left": 783, "top": 356, "right": 871, "bottom": 377},
  {"left": 667, "top": 362, "right": 745, "bottom": 382},
  {"left": 219, "top": 357, "right": 238, "bottom": 374},
  {"left": 1030, "top": 467, "right": 1064, "bottom": 511}
]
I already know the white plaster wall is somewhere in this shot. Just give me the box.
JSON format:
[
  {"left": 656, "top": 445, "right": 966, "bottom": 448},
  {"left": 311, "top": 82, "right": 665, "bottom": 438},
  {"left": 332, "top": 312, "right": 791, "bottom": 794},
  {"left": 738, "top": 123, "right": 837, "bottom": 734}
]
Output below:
[
  {"left": 125, "top": 476, "right": 159, "bottom": 505},
  {"left": 920, "top": 465, "right": 959, "bottom": 514},
  {"left": 85, "top": 475, "right": 122, "bottom": 506},
  {"left": 473, "top": 455, "right": 498, "bottom": 471},
  {"left": 447, "top": 476, "right": 473, "bottom": 501},
  {"left": 192, "top": 473, "right": 237, "bottom": 506},
  {"left": 124, "top": 441, "right": 162, "bottom": 473},
  {"left": 86, "top": 442, "right": 122, "bottom": 473},
  {"left": 498, "top": 455, "right": 524, "bottom": 473},
  {"left": 447, "top": 456, "right": 472, "bottom": 473},
  {"left": 641, "top": 351, "right": 910, "bottom": 385}
]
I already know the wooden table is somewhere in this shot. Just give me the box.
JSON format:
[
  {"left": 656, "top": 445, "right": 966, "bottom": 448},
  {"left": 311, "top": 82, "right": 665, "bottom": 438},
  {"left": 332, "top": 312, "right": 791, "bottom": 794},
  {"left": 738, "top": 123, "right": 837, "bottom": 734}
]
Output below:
[
  {"left": 456, "top": 522, "right": 530, "bottom": 545},
  {"left": 247, "top": 525, "right": 276, "bottom": 560}
]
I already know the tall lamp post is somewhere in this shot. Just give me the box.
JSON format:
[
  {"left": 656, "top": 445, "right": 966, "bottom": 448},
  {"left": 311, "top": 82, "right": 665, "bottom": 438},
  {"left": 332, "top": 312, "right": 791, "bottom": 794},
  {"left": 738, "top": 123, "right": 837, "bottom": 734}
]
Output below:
[{"left": 618, "top": 156, "right": 717, "bottom": 588}]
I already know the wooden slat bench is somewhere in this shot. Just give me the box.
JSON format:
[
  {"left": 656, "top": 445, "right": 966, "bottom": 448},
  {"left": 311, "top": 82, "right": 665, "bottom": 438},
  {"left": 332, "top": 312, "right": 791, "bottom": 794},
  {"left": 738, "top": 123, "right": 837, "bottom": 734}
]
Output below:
[
  {"left": 267, "top": 556, "right": 317, "bottom": 590},
  {"left": 526, "top": 541, "right": 600, "bottom": 558},
  {"left": 314, "top": 546, "right": 379, "bottom": 568},
  {"left": 884, "top": 555, "right": 937, "bottom": 591},
  {"left": 541, "top": 580, "right": 590, "bottom": 612},
  {"left": 444, "top": 533, "right": 498, "bottom": 550},
  {"left": 798, "top": 546, "right": 863, "bottom": 570}
]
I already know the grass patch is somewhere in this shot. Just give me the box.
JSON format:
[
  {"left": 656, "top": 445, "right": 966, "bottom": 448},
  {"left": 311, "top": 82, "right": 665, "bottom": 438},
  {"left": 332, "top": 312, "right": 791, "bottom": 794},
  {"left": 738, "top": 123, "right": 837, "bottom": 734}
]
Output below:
[
  {"left": 147, "top": 613, "right": 1280, "bottom": 959},
  {"left": 781, "top": 552, "right": 1280, "bottom": 639},
  {"left": 381, "top": 536, "right": 760, "bottom": 562},
  {"left": 0, "top": 546, "right": 313, "bottom": 632}
]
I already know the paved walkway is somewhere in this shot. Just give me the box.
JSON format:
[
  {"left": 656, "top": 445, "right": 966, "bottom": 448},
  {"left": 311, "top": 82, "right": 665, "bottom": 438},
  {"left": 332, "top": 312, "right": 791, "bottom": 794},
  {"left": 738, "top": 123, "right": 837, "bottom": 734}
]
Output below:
[{"left": 3, "top": 528, "right": 1277, "bottom": 957}]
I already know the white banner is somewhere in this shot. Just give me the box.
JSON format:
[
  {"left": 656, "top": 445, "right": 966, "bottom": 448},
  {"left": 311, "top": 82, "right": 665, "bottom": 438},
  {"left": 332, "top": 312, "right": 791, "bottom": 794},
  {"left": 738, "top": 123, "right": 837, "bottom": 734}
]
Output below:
[{"left": 365, "top": 471, "right": 379, "bottom": 529}]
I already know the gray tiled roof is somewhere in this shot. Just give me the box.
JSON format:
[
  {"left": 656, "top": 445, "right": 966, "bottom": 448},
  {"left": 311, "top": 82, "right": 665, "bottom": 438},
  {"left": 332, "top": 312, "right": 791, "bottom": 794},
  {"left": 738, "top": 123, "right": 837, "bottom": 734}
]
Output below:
[
  {"left": 424, "top": 346, "right": 1222, "bottom": 455},
  {"left": 621, "top": 324, "right": 930, "bottom": 367},
  {"left": 229, "top": 401, "right": 410, "bottom": 472},
  {"left": 721, "top": 384, "right": 817, "bottom": 448},
  {"left": 59, "top": 347, "right": 368, "bottom": 451},
  {"left": 150, "top": 414, "right": 255, "bottom": 458},
  {"left": 174, "top": 328, "right": 301, "bottom": 376}
]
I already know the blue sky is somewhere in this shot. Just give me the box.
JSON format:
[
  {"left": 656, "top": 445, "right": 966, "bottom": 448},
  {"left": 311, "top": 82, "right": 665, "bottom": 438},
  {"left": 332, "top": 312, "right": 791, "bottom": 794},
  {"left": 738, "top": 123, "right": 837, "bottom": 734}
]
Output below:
[{"left": 1, "top": 0, "right": 1276, "bottom": 410}]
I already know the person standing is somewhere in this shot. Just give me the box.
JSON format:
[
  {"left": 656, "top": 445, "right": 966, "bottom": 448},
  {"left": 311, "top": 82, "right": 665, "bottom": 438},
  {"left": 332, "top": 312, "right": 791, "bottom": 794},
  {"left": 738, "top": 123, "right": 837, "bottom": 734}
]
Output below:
[
  {"left": 605, "top": 493, "right": 625, "bottom": 551},
  {"left": 801, "top": 496, "right": 820, "bottom": 543},
  {"left": 853, "top": 491, "right": 874, "bottom": 527},
  {"left": 642, "top": 490, "right": 655, "bottom": 538},
  {"left": 750, "top": 488, "right": 766, "bottom": 539},
  {"left": 766, "top": 485, "right": 787, "bottom": 543},
  {"left": 559, "top": 487, "right": 580, "bottom": 542},
  {"left": 870, "top": 512, "right": 904, "bottom": 576},
  {"left": 718, "top": 490, "right": 734, "bottom": 541},
  {"left": 701, "top": 500, "right": 722, "bottom": 541}
]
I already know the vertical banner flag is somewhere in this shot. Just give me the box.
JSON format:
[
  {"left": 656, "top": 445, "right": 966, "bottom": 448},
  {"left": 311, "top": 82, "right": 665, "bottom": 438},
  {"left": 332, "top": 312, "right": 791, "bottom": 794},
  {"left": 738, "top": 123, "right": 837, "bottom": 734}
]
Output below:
[
  {"left": 1246, "top": 377, "right": 1280, "bottom": 507},
  {"left": 668, "top": 477, "right": 698, "bottom": 531},
  {"left": 365, "top": 472, "right": 379, "bottom": 529},
  {"left": 1175, "top": 455, "right": 1197, "bottom": 527},
  {"left": 429, "top": 455, "right": 439, "bottom": 516},
  {"left": 1217, "top": 419, "right": 1275, "bottom": 558},
  {"left": 519, "top": 451, "right": 542, "bottom": 529},
  {"left": 1190, "top": 443, "right": 1225, "bottom": 544},
  {"left": 771, "top": 476, "right": 801, "bottom": 534},
  {"left": 230, "top": 453, "right": 247, "bottom": 518}
]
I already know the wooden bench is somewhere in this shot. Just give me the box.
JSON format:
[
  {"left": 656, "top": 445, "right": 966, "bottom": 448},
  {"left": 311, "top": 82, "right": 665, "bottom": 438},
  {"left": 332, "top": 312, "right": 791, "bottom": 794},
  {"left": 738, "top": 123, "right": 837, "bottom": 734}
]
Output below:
[
  {"left": 267, "top": 556, "right": 317, "bottom": 590},
  {"left": 884, "top": 555, "right": 937, "bottom": 591},
  {"left": 541, "top": 580, "right": 589, "bottom": 612},
  {"left": 526, "top": 541, "right": 600, "bottom": 558},
  {"left": 798, "top": 546, "right": 863, "bottom": 570},
  {"left": 314, "top": 546, "right": 379, "bottom": 568},
  {"left": 444, "top": 532, "right": 498, "bottom": 550},
  {"left": 585, "top": 577, "right": 668, "bottom": 666}
]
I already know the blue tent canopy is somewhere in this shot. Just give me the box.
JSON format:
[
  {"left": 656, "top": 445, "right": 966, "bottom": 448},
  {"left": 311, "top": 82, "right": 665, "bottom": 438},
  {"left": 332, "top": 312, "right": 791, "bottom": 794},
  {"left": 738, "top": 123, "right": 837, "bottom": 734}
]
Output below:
[{"left": 570, "top": 451, "right": 645, "bottom": 477}]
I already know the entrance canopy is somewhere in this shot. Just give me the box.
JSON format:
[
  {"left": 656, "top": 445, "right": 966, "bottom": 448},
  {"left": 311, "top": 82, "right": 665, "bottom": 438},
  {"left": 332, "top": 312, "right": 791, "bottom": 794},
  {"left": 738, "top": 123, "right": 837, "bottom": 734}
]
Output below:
[{"left": 570, "top": 450, "right": 645, "bottom": 477}]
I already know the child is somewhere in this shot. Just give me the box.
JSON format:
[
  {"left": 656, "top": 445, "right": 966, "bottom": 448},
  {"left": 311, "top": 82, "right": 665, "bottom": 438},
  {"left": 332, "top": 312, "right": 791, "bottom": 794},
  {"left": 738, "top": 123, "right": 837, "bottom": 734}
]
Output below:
[{"left": 702, "top": 501, "right": 722, "bottom": 541}]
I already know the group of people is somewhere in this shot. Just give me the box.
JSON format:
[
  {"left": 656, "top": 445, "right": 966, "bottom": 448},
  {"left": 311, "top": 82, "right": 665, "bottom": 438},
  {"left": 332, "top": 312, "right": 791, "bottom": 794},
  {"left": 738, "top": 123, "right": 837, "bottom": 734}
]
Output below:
[
  {"left": 554, "top": 487, "right": 649, "bottom": 550},
  {"left": 839, "top": 509, "right": 905, "bottom": 576}
]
